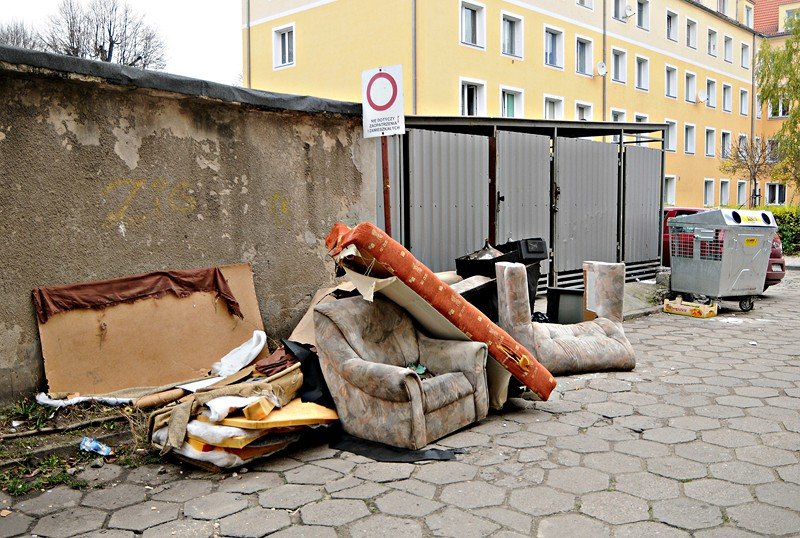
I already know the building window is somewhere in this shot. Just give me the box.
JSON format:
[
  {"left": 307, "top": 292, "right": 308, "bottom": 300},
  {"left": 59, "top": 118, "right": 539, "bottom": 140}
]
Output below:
[
  {"left": 722, "top": 84, "right": 732, "bottom": 112},
  {"left": 720, "top": 179, "right": 730, "bottom": 206},
  {"left": 544, "top": 96, "right": 564, "bottom": 119},
  {"left": 769, "top": 98, "right": 791, "bottom": 118},
  {"left": 664, "top": 175, "right": 676, "bottom": 205},
  {"left": 756, "top": 94, "right": 762, "bottom": 119},
  {"left": 745, "top": 5, "right": 753, "bottom": 27},
  {"left": 738, "top": 134, "right": 747, "bottom": 155},
  {"left": 613, "top": 0, "right": 626, "bottom": 20},
  {"left": 707, "top": 29, "right": 717, "bottom": 56},
  {"left": 636, "top": 56, "right": 649, "bottom": 90},
  {"left": 611, "top": 109, "right": 625, "bottom": 142},
  {"left": 666, "top": 11, "right": 678, "bottom": 41},
  {"left": 637, "top": 0, "right": 650, "bottom": 29},
  {"left": 576, "top": 37, "right": 593, "bottom": 75},
  {"left": 767, "top": 183, "right": 786, "bottom": 205},
  {"left": 705, "top": 128, "right": 716, "bottom": 157},
  {"left": 544, "top": 27, "right": 564, "bottom": 68},
  {"left": 461, "top": 2, "right": 485, "bottom": 47},
  {"left": 577, "top": 0, "right": 593, "bottom": 8},
  {"left": 741, "top": 43, "right": 750, "bottom": 68},
  {"left": 612, "top": 49, "right": 626, "bottom": 83},
  {"left": 685, "top": 72, "right": 696, "bottom": 102},
  {"left": 575, "top": 102, "right": 593, "bottom": 121},
  {"left": 635, "top": 113, "right": 647, "bottom": 144},
  {"left": 718, "top": 0, "right": 729, "bottom": 16},
  {"left": 704, "top": 179, "right": 715, "bottom": 206},
  {"left": 721, "top": 131, "right": 732, "bottom": 158},
  {"left": 706, "top": 79, "right": 717, "bottom": 108},
  {"left": 686, "top": 19, "right": 697, "bottom": 48},
  {"left": 737, "top": 180, "right": 747, "bottom": 205},
  {"left": 665, "top": 66, "right": 677, "bottom": 98},
  {"left": 684, "top": 124, "right": 696, "bottom": 154},
  {"left": 273, "top": 24, "right": 295, "bottom": 68},
  {"left": 665, "top": 119, "right": 677, "bottom": 151},
  {"left": 767, "top": 139, "right": 779, "bottom": 162},
  {"left": 501, "top": 88, "right": 522, "bottom": 118},
  {"left": 501, "top": 13, "right": 523, "bottom": 57},
  {"left": 461, "top": 80, "right": 485, "bottom": 116},
  {"left": 740, "top": 89, "right": 749, "bottom": 115},
  {"left": 723, "top": 36, "right": 733, "bottom": 62}
]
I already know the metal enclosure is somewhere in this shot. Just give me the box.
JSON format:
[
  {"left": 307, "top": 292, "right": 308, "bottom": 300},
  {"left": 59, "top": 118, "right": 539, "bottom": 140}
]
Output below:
[
  {"left": 624, "top": 145, "right": 663, "bottom": 264},
  {"left": 669, "top": 209, "right": 777, "bottom": 297}
]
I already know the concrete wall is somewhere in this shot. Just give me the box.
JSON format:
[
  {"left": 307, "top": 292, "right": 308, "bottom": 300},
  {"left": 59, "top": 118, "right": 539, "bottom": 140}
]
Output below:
[{"left": 0, "top": 49, "right": 376, "bottom": 403}]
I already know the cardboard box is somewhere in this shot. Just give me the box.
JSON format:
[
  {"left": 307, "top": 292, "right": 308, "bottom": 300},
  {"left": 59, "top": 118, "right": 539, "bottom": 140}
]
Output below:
[{"left": 663, "top": 298, "right": 718, "bottom": 318}]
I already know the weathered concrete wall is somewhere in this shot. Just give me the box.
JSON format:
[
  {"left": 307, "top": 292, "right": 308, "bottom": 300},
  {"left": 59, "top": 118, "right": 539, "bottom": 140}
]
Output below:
[{"left": 0, "top": 53, "right": 376, "bottom": 403}]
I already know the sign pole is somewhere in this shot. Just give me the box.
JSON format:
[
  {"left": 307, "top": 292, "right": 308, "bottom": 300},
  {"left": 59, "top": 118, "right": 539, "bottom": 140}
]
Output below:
[{"left": 381, "top": 135, "right": 392, "bottom": 238}]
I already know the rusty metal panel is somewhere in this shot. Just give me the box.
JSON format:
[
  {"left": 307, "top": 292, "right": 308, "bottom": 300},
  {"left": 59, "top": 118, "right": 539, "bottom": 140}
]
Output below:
[
  {"left": 408, "top": 129, "right": 489, "bottom": 272},
  {"left": 554, "top": 137, "right": 619, "bottom": 272},
  {"left": 624, "top": 145, "right": 662, "bottom": 263}
]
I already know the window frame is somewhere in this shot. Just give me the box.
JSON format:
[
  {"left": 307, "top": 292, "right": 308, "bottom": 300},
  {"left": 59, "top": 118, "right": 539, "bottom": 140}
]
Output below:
[
  {"left": 720, "top": 179, "right": 730, "bottom": 206},
  {"left": 722, "top": 83, "right": 732, "bottom": 112},
  {"left": 543, "top": 24, "right": 565, "bottom": 69},
  {"left": 684, "top": 123, "right": 696, "bottom": 154},
  {"left": 636, "top": 0, "right": 650, "bottom": 30},
  {"left": 665, "top": 118, "right": 678, "bottom": 152},
  {"left": 739, "top": 88, "right": 749, "bottom": 116},
  {"left": 705, "top": 77, "right": 717, "bottom": 108},
  {"left": 766, "top": 183, "right": 787, "bottom": 205},
  {"left": 575, "top": 35, "right": 594, "bottom": 76},
  {"left": 500, "top": 85, "right": 524, "bottom": 118},
  {"left": 664, "top": 175, "right": 677, "bottom": 205},
  {"left": 745, "top": 5, "right": 754, "bottom": 27},
  {"left": 460, "top": 1, "right": 486, "bottom": 49},
  {"left": 635, "top": 54, "right": 650, "bottom": 91},
  {"left": 741, "top": 42, "right": 750, "bottom": 69},
  {"left": 737, "top": 180, "right": 747, "bottom": 205},
  {"left": 666, "top": 10, "right": 679, "bottom": 42},
  {"left": 634, "top": 113, "right": 648, "bottom": 145},
  {"left": 272, "top": 23, "right": 296, "bottom": 70},
  {"left": 543, "top": 94, "right": 565, "bottom": 120},
  {"left": 665, "top": 64, "right": 678, "bottom": 98},
  {"left": 459, "top": 77, "right": 487, "bottom": 116},
  {"left": 611, "top": 47, "right": 627, "bottom": 84},
  {"left": 576, "top": 0, "right": 594, "bottom": 9},
  {"left": 500, "top": 11, "right": 524, "bottom": 59},
  {"left": 686, "top": 18, "right": 697, "bottom": 48},
  {"left": 613, "top": 0, "right": 627, "bottom": 21},
  {"left": 721, "top": 130, "right": 732, "bottom": 158},
  {"left": 575, "top": 100, "right": 594, "bottom": 121},
  {"left": 704, "top": 178, "right": 715, "bottom": 207},
  {"left": 707, "top": 28, "right": 718, "bottom": 57},
  {"left": 723, "top": 35, "right": 733, "bottom": 63},
  {"left": 685, "top": 71, "right": 697, "bottom": 103},
  {"left": 705, "top": 127, "right": 717, "bottom": 157},
  {"left": 610, "top": 108, "right": 626, "bottom": 142}
]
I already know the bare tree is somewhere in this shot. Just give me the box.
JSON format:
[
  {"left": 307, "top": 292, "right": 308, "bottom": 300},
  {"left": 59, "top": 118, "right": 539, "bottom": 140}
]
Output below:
[
  {"left": 719, "top": 136, "right": 774, "bottom": 208},
  {"left": 0, "top": 20, "right": 41, "bottom": 49},
  {"left": 42, "top": 0, "right": 92, "bottom": 58}
]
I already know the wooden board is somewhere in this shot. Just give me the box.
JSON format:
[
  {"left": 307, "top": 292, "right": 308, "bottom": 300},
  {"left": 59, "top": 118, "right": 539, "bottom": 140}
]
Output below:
[
  {"left": 218, "top": 399, "right": 338, "bottom": 429},
  {"left": 39, "top": 264, "right": 268, "bottom": 394}
]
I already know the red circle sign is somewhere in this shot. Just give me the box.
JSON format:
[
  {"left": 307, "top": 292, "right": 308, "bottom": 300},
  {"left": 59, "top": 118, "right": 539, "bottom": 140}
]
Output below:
[{"left": 366, "top": 72, "right": 398, "bottom": 112}]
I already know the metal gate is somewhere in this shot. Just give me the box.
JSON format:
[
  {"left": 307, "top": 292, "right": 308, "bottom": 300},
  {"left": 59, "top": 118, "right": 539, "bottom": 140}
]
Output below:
[{"left": 623, "top": 145, "right": 662, "bottom": 278}]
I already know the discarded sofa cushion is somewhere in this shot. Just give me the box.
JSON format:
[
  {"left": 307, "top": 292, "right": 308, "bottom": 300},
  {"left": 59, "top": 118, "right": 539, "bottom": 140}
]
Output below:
[{"left": 324, "top": 222, "right": 556, "bottom": 401}]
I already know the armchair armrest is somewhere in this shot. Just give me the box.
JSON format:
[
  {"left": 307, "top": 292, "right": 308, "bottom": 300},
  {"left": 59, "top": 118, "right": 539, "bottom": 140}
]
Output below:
[
  {"left": 417, "top": 334, "right": 487, "bottom": 377},
  {"left": 337, "top": 357, "right": 420, "bottom": 403}
]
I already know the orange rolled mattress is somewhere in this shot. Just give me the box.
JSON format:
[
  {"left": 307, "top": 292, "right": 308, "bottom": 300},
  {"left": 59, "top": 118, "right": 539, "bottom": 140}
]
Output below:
[{"left": 325, "top": 222, "right": 556, "bottom": 401}]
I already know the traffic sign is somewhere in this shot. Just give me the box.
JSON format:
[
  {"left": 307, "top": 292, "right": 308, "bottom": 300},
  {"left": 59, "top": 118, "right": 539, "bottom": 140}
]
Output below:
[{"left": 361, "top": 65, "right": 405, "bottom": 138}]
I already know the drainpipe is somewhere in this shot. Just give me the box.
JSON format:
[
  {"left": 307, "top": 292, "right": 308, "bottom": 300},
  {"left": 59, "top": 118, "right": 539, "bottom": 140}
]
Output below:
[
  {"left": 750, "top": 31, "right": 757, "bottom": 208},
  {"left": 412, "top": 0, "right": 418, "bottom": 115},
  {"left": 246, "top": 0, "right": 252, "bottom": 88},
  {"left": 602, "top": 0, "right": 607, "bottom": 122}
]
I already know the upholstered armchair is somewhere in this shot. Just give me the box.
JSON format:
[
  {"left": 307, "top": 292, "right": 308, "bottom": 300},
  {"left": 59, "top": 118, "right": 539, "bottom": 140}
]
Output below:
[{"left": 313, "top": 296, "right": 489, "bottom": 450}]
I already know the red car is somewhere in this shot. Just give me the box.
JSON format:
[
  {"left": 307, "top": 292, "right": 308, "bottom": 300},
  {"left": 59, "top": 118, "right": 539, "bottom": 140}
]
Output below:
[{"left": 662, "top": 207, "right": 785, "bottom": 291}]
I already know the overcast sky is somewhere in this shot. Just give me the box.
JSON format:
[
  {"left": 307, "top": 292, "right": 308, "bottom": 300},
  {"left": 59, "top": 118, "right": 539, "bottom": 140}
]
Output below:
[{"left": 0, "top": 0, "right": 243, "bottom": 86}]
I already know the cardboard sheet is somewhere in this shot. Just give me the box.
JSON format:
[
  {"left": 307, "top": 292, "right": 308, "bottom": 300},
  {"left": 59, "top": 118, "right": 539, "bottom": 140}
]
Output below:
[
  {"left": 38, "top": 264, "right": 268, "bottom": 395},
  {"left": 217, "top": 399, "right": 338, "bottom": 429}
]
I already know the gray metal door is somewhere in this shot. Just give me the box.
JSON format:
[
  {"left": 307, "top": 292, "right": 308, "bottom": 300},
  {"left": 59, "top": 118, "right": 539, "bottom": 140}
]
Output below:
[
  {"left": 408, "top": 129, "right": 489, "bottom": 272},
  {"left": 554, "top": 137, "right": 619, "bottom": 273},
  {"left": 623, "top": 145, "right": 662, "bottom": 263}
]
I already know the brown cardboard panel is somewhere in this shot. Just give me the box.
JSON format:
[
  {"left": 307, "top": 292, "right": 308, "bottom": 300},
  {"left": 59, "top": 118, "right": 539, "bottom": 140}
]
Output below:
[{"left": 39, "top": 264, "right": 268, "bottom": 395}]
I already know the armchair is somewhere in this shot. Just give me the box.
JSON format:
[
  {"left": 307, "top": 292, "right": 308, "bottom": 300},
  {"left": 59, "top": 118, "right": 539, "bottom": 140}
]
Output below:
[{"left": 314, "top": 296, "right": 488, "bottom": 450}]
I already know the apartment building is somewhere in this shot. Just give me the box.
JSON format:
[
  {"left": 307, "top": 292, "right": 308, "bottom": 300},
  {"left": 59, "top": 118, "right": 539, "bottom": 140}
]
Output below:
[{"left": 243, "top": 0, "right": 785, "bottom": 208}]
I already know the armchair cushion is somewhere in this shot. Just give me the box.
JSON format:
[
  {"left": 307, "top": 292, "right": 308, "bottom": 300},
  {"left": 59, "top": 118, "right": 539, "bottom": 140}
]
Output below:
[{"left": 422, "top": 373, "right": 473, "bottom": 413}]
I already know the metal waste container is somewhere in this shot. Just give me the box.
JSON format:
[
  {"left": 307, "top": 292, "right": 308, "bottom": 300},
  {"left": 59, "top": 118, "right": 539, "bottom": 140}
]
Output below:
[{"left": 668, "top": 209, "right": 777, "bottom": 311}]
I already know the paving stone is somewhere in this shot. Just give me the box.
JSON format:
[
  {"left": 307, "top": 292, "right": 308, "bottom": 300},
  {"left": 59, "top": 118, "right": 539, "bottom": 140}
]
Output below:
[
  {"left": 727, "top": 416, "right": 782, "bottom": 434},
  {"left": 614, "top": 415, "right": 662, "bottom": 432},
  {"left": 639, "top": 404, "right": 685, "bottom": 418},
  {"left": 583, "top": 452, "right": 643, "bottom": 474},
  {"left": 81, "top": 483, "right": 147, "bottom": 510},
  {"left": 472, "top": 419, "right": 522, "bottom": 435},
  {"left": 614, "top": 521, "right": 691, "bottom": 538},
  {"left": 693, "top": 529, "right": 761, "bottom": 538},
  {"left": 258, "top": 484, "right": 323, "bottom": 509},
  {"left": 709, "top": 461, "right": 775, "bottom": 485},
  {"left": 425, "top": 507, "right": 500, "bottom": 538},
  {"left": 0, "top": 510, "right": 33, "bottom": 538},
  {"left": 554, "top": 449, "right": 581, "bottom": 467},
  {"left": 765, "top": 396, "right": 800, "bottom": 409},
  {"left": 762, "top": 431, "right": 800, "bottom": 451},
  {"left": 648, "top": 456, "right": 708, "bottom": 480},
  {"left": 536, "top": 513, "right": 610, "bottom": 538},
  {"left": 528, "top": 421, "right": 580, "bottom": 437},
  {"left": 508, "top": 486, "right": 574, "bottom": 516},
  {"left": 495, "top": 431, "right": 547, "bottom": 448},
  {"left": 75, "top": 463, "right": 124, "bottom": 485},
  {"left": 31, "top": 507, "right": 106, "bottom": 537},
  {"left": 727, "top": 502, "right": 800, "bottom": 535},
  {"left": 615, "top": 439, "right": 670, "bottom": 458},
  {"left": 16, "top": 486, "right": 82, "bottom": 516},
  {"left": 184, "top": 492, "right": 248, "bottom": 520},
  {"left": 325, "top": 476, "right": 362, "bottom": 493},
  {"left": 142, "top": 519, "right": 213, "bottom": 538},
  {"left": 217, "top": 472, "right": 283, "bottom": 493},
  {"left": 546, "top": 467, "right": 608, "bottom": 494},
  {"left": 652, "top": 497, "right": 723, "bottom": 530},
  {"left": 284, "top": 464, "right": 343, "bottom": 485},
  {"left": 585, "top": 402, "right": 634, "bottom": 418},
  {"left": 350, "top": 514, "right": 423, "bottom": 537},
  {"left": 300, "top": 499, "right": 370, "bottom": 526},
  {"left": 642, "top": 426, "right": 697, "bottom": 444},
  {"left": 373, "top": 490, "right": 441, "bottom": 516},
  {"left": 612, "top": 392, "right": 658, "bottom": 406},
  {"left": 777, "top": 464, "right": 800, "bottom": 485},
  {"left": 755, "top": 482, "right": 800, "bottom": 510},
  {"left": 151, "top": 479, "right": 214, "bottom": 502},
  {"left": 668, "top": 416, "right": 721, "bottom": 431},
  {"left": 695, "top": 405, "right": 745, "bottom": 419},
  {"left": 563, "top": 388, "right": 608, "bottom": 403},
  {"left": 314, "top": 458, "right": 356, "bottom": 474},
  {"left": 439, "top": 481, "right": 505, "bottom": 509},
  {"left": 558, "top": 411, "right": 603, "bottom": 428},
  {"left": 474, "top": 507, "right": 532, "bottom": 534},
  {"left": 586, "top": 425, "right": 637, "bottom": 441},
  {"left": 518, "top": 447, "right": 548, "bottom": 462},
  {"left": 77, "top": 531, "right": 135, "bottom": 538},
  {"left": 415, "top": 461, "right": 477, "bottom": 484},
  {"left": 353, "top": 462, "right": 414, "bottom": 482},
  {"left": 389, "top": 478, "right": 437, "bottom": 499},
  {"left": 588, "top": 379, "right": 631, "bottom": 393},
  {"left": 674, "top": 441, "right": 733, "bottom": 463},
  {"left": 269, "top": 526, "right": 336, "bottom": 538},
  {"left": 580, "top": 491, "right": 649, "bottom": 524},
  {"left": 735, "top": 445, "right": 798, "bottom": 467},
  {"left": 438, "top": 430, "right": 491, "bottom": 448},
  {"left": 553, "top": 434, "right": 609, "bottom": 453},
  {"left": 614, "top": 471, "right": 680, "bottom": 500},
  {"left": 126, "top": 464, "right": 182, "bottom": 486},
  {"left": 684, "top": 478, "right": 753, "bottom": 506},
  {"left": 293, "top": 446, "right": 338, "bottom": 461},
  {"left": 107, "top": 500, "right": 180, "bottom": 531},
  {"left": 251, "top": 456, "right": 303, "bottom": 472},
  {"left": 702, "top": 429, "right": 759, "bottom": 448},
  {"left": 218, "top": 507, "right": 291, "bottom": 537},
  {"left": 330, "top": 481, "right": 389, "bottom": 499},
  {"left": 716, "top": 395, "right": 763, "bottom": 408}
]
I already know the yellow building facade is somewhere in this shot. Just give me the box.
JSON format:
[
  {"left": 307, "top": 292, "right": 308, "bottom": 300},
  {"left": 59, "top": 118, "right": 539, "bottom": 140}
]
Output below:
[{"left": 243, "top": 0, "right": 792, "bottom": 208}]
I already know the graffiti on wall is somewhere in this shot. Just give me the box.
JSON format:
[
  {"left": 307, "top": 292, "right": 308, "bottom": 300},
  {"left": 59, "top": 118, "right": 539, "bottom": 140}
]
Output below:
[{"left": 103, "top": 178, "right": 196, "bottom": 225}]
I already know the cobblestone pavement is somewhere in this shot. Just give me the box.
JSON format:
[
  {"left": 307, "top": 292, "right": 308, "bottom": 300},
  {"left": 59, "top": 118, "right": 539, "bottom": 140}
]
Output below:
[{"left": 3, "top": 273, "right": 799, "bottom": 537}]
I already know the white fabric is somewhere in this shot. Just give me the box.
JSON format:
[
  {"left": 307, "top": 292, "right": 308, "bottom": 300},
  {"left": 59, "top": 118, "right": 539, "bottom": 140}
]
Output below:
[
  {"left": 36, "top": 392, "right": 132, "bottom": 408},
  {"left": 186, "top": 420, "right": 258, "bottom": 445},
  {"left": 200, "top": 395, "right": 261, "bottom": 422},
  {"left": 152, "top": 427, "right": 244, "bottom": 468},
  {"left": 211, "top": 330, "right": 267, "bottom": 377}
]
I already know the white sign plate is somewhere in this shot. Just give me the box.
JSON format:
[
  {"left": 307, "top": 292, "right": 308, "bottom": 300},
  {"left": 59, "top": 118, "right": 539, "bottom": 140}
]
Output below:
[{"left": 361, "top": 65, "right": 405, "bottom": 138}]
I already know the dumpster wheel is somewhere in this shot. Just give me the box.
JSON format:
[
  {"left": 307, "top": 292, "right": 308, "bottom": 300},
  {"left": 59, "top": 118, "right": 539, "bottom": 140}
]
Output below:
[{"left": 739, "top": 297, "right": 754, "bottom": 312}]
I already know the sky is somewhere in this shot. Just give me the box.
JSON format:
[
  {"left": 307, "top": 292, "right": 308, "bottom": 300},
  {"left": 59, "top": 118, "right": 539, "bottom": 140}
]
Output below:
[{"left": 0, "top": 0, "right": 243, "bottom": 86}]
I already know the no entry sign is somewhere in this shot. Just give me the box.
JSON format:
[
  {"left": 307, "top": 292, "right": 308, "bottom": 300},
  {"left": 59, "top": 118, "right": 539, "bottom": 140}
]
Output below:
[{"left": 361, "top": 65, "right": 405, "bottom": 138}]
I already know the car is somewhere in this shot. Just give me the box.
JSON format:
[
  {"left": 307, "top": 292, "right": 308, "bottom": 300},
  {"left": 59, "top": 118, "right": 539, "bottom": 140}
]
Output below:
[{"left": 662, "top": 206, "right": 785, "bottom": 291}]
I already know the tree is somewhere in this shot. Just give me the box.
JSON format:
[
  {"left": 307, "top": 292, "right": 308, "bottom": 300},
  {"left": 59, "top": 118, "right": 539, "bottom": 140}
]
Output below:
[
  {"left": 0, "top": 20, "right": 41, "bottom": 49},
  {"left": 720, "top": 137, "right": 774, "bottom": 208},
  {"left": 757, "top": 16, "right": 800, "bottom": 194}
]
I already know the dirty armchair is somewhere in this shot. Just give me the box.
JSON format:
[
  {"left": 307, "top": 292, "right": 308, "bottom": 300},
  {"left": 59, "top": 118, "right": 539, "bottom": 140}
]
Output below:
[{"left": 313, "top": 296, "right": 489, "bottom": 450}]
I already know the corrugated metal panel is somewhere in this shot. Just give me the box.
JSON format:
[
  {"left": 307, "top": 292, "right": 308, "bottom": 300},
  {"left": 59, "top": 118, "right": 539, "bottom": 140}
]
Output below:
[
  {"left": 554, "top": 137, "right": 618, "bottom": 272},
  {"left": 409, "top": 129, "right": 489, "bottom": 272},
  {"left": 376, "top": 135, "right": 404, "bottom": 244},
  {"left": 624, "top": 145, "right": 662, "bottom": 263}
]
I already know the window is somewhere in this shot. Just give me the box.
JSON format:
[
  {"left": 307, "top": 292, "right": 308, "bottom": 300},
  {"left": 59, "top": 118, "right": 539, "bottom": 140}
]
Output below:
[
  {"left": 767, "top": 183, "right": 786, "bottom": 205},
  {"left": 576, "top": 37, "right": 593, "bottom": 75},
  {"left": 613, "top": 0, "right": 626, "bottom": 20},
  {"left": 705, "top": 128, "right": 716, "bottom": 156},
  {"left": 707, "top": 29, "right": 717, "bottom": 56},
  {"left": 501, "top": 88, "right": 522, "bottom": 118},
  {"left": 718, "top": 0, "right": 729, "bottom": 16},
  {"left": 740, "top": 89, "right": 749, "bottom": 115},
  {"left": 273, "top": 24, "right": 295, "bottom": 68},
  {"left": 721, "top": 131, "right": 732, "bottom": 158},
  {"left": 635, "top": 113, "right": 647, "bottom": 144},
  {"left": 665, "top": 66, "right": 677, "bottom": 98},
  {"left": 745, "top": 5, "right": 753, "bottom": 27},
  {"left": 686, "top": 19, "right": 697, "bottom": 48},
  {"left": 767, "top": 139, "right": 779, "bottom": 162},
  {"left": 741, "top": 43, "right": 750, "bottom": 68},
  {"left": 637, "top": 1, "right": 650, "bottom": 29},
  {"left": 738, "top": 181, "right": 747, "bottom": 205},
  {"left": 770, "top": 98, "right": 791, "bottom": 118},
  {"left": 636, "top": 56, "right": 649, "bottom": 90},
  {"left": 665, "top": 119, "right": 677, "bottom": 151},
  {"left": 720, "top": 180, "right": 730, "bottom": 206},
  {"left": 684, "top": 124, "right": 696, "bottom": 154},
  {"left": 575, "top": 102, "right": 593, "bottom": 121},
  {"left": 738, "top": 134, "right": 747, "bottom": 155},
  {"left": 577, "top": 0, "right": 593, "bottom": 9},
  {"left": 611, "top": 109, "right": 625, "bottom": 142},
  {"left": 664, "top": 176, "right": 676, "bottom": 205},
  {"left": 461, "top": 2, "right": 485, "bottom": 47},
  {"left": 723, "top": 36, "right": 733, "bottom": 62},
  {"left": 685, "top": 72, "right": 696, "bottom": 102},
  {"left": 501, "top": 13, "right": 522, "bottom": 57},
  {"left": 544, "top": 27, "right": 564, "bottom": 67},
  {"left": 706, "top": 79, "right": 717, "bottom": 108},
  {"left": 704, "top": 179, "right": 715, "bottom": 206},
  {"left": 722, "top": 84, "right": 732, "bottom": 112},
  {"left": 666, "top": 11, "right": 678, "bottom": 41},
  {"left": 612, "top": 49, "right": 627, "bottom": 83},
  {"left": 756, "top": 94, "right": 762, "bottom": 119},
  {"left": 461, "top": 80, "right": 486, "bottom": 116},
  {"left": 544, "top": 96, "right": 564, "bottom": 119}
]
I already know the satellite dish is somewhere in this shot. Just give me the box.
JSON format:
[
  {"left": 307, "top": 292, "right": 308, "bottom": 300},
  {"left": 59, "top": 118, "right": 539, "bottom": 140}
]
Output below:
[
  {"left": 697, "top": 90, "right": 708, "bottom": 103},
  {"left": 596, "top": 61, "right": 607, "bottom": 77},
  {"left": 625, "top": 4, "right": 635, "bottom": 17}
]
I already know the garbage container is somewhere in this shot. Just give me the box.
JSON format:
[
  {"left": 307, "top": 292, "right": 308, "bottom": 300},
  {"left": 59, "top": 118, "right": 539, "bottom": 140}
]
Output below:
[{"left": 668, "top": 209, "right": 777, "bottom": 311}]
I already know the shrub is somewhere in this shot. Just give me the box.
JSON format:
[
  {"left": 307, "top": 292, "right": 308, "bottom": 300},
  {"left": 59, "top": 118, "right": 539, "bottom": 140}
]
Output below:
[{"left": 766, "top": 206, "right": 800, "bottom": 254}]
